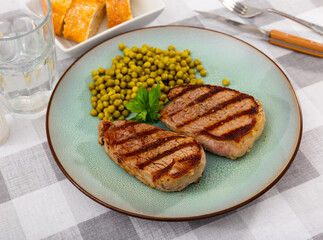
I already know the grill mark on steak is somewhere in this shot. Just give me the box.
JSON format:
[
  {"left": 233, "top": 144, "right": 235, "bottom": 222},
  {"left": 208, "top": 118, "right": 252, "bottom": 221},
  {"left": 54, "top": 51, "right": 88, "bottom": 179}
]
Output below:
[
  {"left": 98, "top": 120, "right": 207, "bottom": 191},
  {"left": 171, "top": 154, "right": 202, "bottom": 179},
  {"left": 160, "top": 85, "right": 266, "bottom": 159},
  {"left": 153, "top": 153, "right": 202, "bottom": 180},
  {"left": 121, "top": 135, "right": 185, "bottom": 158},
  {"left": 112, "top": 128, "right": 162, "bottom": 145},
  {"left": 168, "top": 87, "right": 226, "bottom": 117},
  {"left": 136, "top": 141, "right": 201, "bottom": 169},
  {"left": 221, "top": 118, "right": 257, "bottom": 140},
  {"left": 112, "top": 120, "right": 140, "bottom": 131},
  {"left": 188, "top": 87, "right": 226, "bottom": 105},
  {"left": 199, "top": 118, "right": 257, "bottom": 142},
  {"left": 106, "top": 121, "right": 141, "bottom": 144},
  {"left": 176, "top": 93, "right": 255, "bottom": 128},
  {"left": 153, "top": 160, "right": 175, "bottom": 181},
  {"left": 170, "top": 84, "right": 214, "bottom": 101},
  {"left": 178, "top": 153, "right": 202, "bottom": 163},
  {"left": 202, "top": 107, "right": 258, "bottom": 132}
]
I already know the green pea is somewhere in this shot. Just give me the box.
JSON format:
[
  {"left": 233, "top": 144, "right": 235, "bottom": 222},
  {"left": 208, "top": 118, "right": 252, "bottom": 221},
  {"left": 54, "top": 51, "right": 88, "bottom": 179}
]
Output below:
[
  {"left": 136, "top": 53, "right": 143, "bottom": 60},
  {"left": 98, "top": 112, "right": 104, "bottom": 119},
  {"left": 189, "top": 61, "right": 195, "bottom": 68},
  {"left": 132, "top": 86, "right": 139, "bottom": 93},
  {"left": 131, "top": 46, "right": 139, "bottom": 53},
  {"left": 176, "top": 79, "right": 184, "bottom": 85},
  {"left": 89, "top": 83, "right": 95, "bottom": 90},
  {"left": 114, "top": 86, "right": 121, "bottom": 92},
  {"left": 168, "top": 45, "right": 175, "bottom": 51},
  {"left": 99, "top": 83, "right": 105, "bottom": 90},
  {"left": 160, "top": 94, "right": 167, "bottom": 101},
  {"left": 180, "top": 60, "right": 187, "bottom": 67},
  {"left": 194, "top": 59, "right": 201, "bottom": 65},
  {"left": 107, "top": 105, "right": 115, "bottom": 113},
  {"left": 141, "top": 82, "right": 148, "bottom": 88},
  {"left": 107, "top": 69, "right": 115, "bottom": 76},
  {"left": 200, "top": 69, "right": 207, "bottom": 77},
  {"left": 121, "top": 67, "right": 128, "bottom": 74},
  {"left": 176, "top": 71, "right": 183, "bottom": 78},
  {"left": 92, "top": 70, "right": 99, "bottom": 76},
  {"left": 161, "top": 73, "right": 168, "bottom": 80},
  {"left": 91, "top": 90, "right": 98, "bottom": 96},
  {"left": 169, "top": 80, "right": 175, "bottom": 86},
  {"left": 222, "top": 78, "right": 230, "bottom": 86},
  {"left": 90, "top": 109, "right": 98, "bottom": 116},
  {"left": 196, "top": 64, "right": 203, "bottom": 72},
  {"left": 98, "top": 67, "right": 105, "bottom": 74},
  {"left": 158, "top": 62, "right": 165, "bottom": 69},
  {"left": 131, "top": 71, "right": 138, "bottom": 78},
  {"left": 195, "top": 78, "right": 203, "bottom": 85},
  {"left": 118, "top": 105, "right": 125, "bottom": 111},
  {"left": 114, "top": 99, "right": 122, "bottom": 107},
  {"left": 120, "top": 82, "right": 127, "bottom": 89},
  {"left": 101, "top": 94, "right": 109, "bottom": 101},
  {"left": 128, "top": 82, "right": 135, "bottom": 88},
  {"left": 119, "top": 43, "right": 126, "bottom": 50},
  {"left": 122, "top": 110, "right": 129, "bottom": 116},
  {"left": 143, "top": 62, "right": 151, "bottom": 68},
  {"left": 147, "top": 78, "right": 154, "bottom": 86}
]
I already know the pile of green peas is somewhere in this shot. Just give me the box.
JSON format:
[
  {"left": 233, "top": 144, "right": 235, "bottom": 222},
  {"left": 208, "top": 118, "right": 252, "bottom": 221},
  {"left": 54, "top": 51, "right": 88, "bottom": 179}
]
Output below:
[{"left": 89, "top": 43, "right": 207, "bottom": 120}]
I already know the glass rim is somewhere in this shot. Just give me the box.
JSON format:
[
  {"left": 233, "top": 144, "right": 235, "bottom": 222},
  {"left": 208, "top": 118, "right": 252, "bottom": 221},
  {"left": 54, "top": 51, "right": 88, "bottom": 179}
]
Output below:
[{"left": 0, "top": 0, "right": 52, "bottom": 41}]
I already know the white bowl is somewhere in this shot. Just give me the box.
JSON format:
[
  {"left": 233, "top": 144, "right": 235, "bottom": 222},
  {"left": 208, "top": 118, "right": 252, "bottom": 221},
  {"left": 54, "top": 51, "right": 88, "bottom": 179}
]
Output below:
[{"left": 26, "top": 0, "right": 165, "bottom": 56}]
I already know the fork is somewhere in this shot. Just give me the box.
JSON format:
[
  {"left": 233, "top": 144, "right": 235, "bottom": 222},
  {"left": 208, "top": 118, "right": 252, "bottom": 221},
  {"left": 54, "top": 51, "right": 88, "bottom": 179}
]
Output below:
[{"left": 220, "top": 0, "right": 323, "bottom": 36}]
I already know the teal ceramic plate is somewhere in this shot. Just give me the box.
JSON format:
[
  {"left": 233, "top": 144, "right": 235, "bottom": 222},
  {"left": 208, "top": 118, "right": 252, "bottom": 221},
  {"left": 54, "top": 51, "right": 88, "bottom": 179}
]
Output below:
[{"left": 46, "top": 26, "right": 302, "bottom": 221}]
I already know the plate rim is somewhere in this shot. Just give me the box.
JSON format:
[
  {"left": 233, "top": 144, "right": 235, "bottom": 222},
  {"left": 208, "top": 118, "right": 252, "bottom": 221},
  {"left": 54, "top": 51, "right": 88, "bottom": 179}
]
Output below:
[{"left": 46, "top": 25, "right": 303, "bottom": 221}]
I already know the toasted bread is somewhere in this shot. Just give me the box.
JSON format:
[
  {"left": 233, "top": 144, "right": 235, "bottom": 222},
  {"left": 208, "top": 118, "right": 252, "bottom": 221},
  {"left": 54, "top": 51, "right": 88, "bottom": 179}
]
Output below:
[
  {"left": 43, "top": 0, "right": 72, "bottom": 36},
  {"left": 63, "top": 0, "right": 106, "bottom": 43},
  {"left": 106, "top": 0, "right": 132, "bottom": 28}
]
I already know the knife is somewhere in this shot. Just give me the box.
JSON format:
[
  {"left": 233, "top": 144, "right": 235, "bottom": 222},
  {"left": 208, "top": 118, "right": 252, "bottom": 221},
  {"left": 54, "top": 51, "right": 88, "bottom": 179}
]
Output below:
[{"left": 195, "top": 11, "right": 323, "bottom": 58}]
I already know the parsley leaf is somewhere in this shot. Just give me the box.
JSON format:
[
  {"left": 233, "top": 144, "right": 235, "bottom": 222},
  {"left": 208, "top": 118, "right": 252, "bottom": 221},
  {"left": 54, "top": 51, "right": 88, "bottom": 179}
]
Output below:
[
  {"left": 124, "top": 86, "right": 148, "bottom": 113},
  {"left": 125, "top": 83, "right": 162, "bottom": 123}
]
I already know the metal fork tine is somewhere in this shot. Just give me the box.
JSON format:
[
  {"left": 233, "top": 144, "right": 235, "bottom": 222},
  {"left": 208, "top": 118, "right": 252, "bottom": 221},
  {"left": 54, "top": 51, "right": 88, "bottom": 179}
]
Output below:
[
  {"left": 222, "top": 1, "right": 236, "bottom": 12},
  {"left": 223, "top": 0, "right": 237, "bottom": 9},
  {"left": 232, "top": 1, "right": 247, "bottom": 14},
  {"left": 222, "top": 0, "right": 247, "bottom": 15},
  {"left": 220, "top": 0, "right": 323, "bottom": 35}
]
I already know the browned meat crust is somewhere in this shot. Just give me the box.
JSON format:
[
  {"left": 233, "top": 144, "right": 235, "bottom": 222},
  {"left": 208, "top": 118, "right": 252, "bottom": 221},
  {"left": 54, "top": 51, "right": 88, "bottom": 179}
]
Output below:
[
  {"left": 160, "top": 84, "right": 266, "bottom": 159},
  {"left": 98, "top": 120, "right": 206, "bottom": 192}
]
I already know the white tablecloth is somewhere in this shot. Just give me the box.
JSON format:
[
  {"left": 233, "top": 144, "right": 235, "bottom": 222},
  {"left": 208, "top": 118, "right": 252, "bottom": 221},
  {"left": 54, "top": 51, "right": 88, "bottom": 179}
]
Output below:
[{"left": 1, "top": 0, "right": 323, "bottom": 239}]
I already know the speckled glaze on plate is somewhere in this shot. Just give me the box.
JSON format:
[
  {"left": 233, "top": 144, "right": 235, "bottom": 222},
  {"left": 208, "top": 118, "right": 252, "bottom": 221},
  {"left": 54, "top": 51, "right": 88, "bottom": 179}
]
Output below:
[{"left": 46, "top": 26, "right": 302, "bottom": 221}]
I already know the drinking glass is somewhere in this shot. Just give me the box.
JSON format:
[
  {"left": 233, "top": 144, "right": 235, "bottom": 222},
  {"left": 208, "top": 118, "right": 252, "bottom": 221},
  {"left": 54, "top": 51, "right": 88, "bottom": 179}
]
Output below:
[
  {"left": 0, "top": 105, "right": 9, "bottom": 145},
  {"left": 0, "top": 0, "right": 57, "bottom": 118}
]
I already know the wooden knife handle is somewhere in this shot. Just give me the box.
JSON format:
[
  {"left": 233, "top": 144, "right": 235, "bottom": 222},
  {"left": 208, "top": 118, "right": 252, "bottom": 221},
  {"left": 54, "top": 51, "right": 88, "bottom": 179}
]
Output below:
[{"left": 268, "top": 30, "right": 323, "bottom": 57}]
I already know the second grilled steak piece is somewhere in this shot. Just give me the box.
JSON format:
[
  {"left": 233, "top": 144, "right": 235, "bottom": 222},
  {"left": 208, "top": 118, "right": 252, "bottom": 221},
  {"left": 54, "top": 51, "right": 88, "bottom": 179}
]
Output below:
[
  {"left": 160, "top": 84, "right": 266, "bottom": 159},
  {"left": 98, "top": 120, "right": 206, "bottom": 192}
]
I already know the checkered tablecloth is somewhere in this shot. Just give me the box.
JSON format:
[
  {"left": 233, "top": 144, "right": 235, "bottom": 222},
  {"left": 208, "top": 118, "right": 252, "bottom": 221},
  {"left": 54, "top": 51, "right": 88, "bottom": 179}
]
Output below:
[{"left": 1, "top": 0, "right": 323, "bottom": 239}]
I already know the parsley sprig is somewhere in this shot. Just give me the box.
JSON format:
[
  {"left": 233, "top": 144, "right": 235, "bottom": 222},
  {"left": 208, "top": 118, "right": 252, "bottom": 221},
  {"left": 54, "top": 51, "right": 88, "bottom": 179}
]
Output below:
[{"left": 124, "top": 83, "right": 163, "bottom": 123}]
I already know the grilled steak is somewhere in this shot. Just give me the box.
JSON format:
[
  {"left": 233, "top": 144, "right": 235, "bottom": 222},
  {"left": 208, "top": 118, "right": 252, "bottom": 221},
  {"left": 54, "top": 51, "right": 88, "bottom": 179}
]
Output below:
[
  {"left": 98, "top": 120, "right": 206, "bottom": 192},
  {"left": 160, "top": 84, "right": 266, "bottom": 159}
]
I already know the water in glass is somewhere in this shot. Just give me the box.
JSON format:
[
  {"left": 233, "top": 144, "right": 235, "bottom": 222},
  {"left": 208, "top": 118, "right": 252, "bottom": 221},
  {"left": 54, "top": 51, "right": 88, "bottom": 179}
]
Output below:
[{"left": 0, "top": 8, "right": 57, "bottom": 118}]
